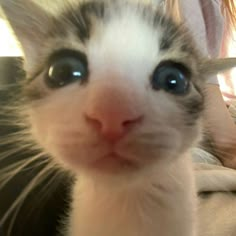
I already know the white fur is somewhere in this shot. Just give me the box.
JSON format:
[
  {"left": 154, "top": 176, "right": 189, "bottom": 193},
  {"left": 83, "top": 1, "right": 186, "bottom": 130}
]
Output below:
[
  {"left": 67, "top": 155, "right": 197, "bottom": 236},
  {"left": 88, "top": 5, "right": 160, "bottom": 80}
]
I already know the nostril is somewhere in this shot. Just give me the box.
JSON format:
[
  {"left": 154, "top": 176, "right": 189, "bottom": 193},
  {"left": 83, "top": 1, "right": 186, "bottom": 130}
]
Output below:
[
  {"left": 84, "top": 109, "right": 144, "bottom": 142},
  {"left": 122, "top": 115, "right": 143, "bottom": 128},
  {"left": 85, "top": 114, "right": 102, "bottom": 131}
]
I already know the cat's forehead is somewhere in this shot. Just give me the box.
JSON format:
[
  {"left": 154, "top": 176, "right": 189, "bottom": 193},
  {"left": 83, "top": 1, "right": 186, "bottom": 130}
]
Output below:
[
  {"left": 42, "top": 1, "right": 198, "bottom": 72},
  {"left": 87, "top": 5, "right": 161, "bottom": 76}
]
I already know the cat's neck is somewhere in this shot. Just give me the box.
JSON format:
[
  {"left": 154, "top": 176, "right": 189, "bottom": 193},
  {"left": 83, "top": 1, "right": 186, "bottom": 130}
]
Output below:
[{"left": 66, "top": 153, "right": 196, "bottom": 236}]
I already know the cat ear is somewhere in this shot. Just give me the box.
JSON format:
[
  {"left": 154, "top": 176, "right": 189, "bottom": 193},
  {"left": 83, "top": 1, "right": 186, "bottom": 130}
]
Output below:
[
  {"left": 199, "top": 58, "right": 236, "bottom": 76},
  {"left": 0, "top": 0, "right": 52, "bottom": 59}
]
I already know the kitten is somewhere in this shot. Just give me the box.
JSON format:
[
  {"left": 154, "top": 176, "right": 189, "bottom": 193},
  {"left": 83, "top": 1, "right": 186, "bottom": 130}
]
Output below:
[{"left": 1, "top": 0, "right": 236, "bottom": 235}]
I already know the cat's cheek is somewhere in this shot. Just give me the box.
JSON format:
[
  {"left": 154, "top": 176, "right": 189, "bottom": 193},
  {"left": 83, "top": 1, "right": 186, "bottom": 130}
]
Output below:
[
  {"left": 26, "top": 104, "right": 105, "bottom": 171},
  {"left": 28, "top": 115, "right": 92, "bottom": 170}
]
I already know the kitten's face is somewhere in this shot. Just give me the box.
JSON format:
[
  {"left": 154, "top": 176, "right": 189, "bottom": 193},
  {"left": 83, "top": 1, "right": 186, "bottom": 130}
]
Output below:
[{"left": 4, "top": 1, "right": 205, "bottom": 175}]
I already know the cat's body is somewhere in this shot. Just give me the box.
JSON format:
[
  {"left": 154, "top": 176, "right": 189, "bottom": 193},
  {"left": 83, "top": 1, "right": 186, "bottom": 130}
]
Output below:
[{"left": 1, "top": 0, "right": 236, "bottom": 235}]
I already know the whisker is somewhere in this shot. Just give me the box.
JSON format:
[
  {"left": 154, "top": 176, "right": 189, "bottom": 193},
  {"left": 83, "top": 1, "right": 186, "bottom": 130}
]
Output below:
[
  {"left": 0, "top": 130, "right": 32, "bottom": 140},
  {"left": 31, "top": 169, "right": 69, "bottom": 208},
  {"left": 0, "top": 153, "right": 49, "bottom": 190},
  {"left": 0, "top": 162, "right": 58, "bottom": 235},
  {"left": 6, "top": 165, "right": 59, "bottom": 236},
  {"left": 0, "top": 144, "right": 39, "bottom": 163},
  {"left": 0, "top": 160, "right": 27, "bottom": 175},
  {"left": 0, "top": 156, "right": 47, "bottom": 177}
]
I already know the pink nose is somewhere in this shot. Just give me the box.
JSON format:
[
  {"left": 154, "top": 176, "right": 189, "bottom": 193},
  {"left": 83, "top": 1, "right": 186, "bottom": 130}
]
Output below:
[
  {"left": 85, "top": 82, "right": 144, "bottom": 142},
  {"left": 85, "top": 111, "right": 142, "bottom": 142}
]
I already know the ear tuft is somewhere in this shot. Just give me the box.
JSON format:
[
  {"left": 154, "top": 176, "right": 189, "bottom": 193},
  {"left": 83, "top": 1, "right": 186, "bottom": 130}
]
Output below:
[{"left": 0, "top": 0, "right": 52, "bottom": 58}]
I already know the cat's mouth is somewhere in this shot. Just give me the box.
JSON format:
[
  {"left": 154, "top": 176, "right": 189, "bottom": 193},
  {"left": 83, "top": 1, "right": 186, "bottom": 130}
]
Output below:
[{"left": 89, "top": 152, "right": 138, "bottom": 173}]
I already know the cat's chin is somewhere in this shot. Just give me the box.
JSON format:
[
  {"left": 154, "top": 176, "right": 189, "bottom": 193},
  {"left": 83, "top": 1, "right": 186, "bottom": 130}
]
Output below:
[{"left": 61, "top": 152, "right": 140, "bottom": 175}]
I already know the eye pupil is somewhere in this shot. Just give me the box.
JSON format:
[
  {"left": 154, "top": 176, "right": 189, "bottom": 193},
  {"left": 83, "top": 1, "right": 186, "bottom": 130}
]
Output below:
[
  {"left": 152, "top": 62, "right": 190, "bottom": 95},
  {"left": 167, "top": 76, "right": 178, "bottom": 89},
  {"left": 46, "top": 50, "right": 88, "bottom": 88}
]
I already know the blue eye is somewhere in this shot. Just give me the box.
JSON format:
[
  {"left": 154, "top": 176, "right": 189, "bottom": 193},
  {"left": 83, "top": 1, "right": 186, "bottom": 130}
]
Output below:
[
  {"left": 152, "top": 62, "right": 190, "bottom": 95},
  {"left": 46, "top": 50, "right": 88, "bottom": 88}
]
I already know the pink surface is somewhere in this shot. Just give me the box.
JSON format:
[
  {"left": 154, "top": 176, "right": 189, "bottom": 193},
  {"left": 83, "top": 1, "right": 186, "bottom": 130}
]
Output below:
[{"left": 179, "top": 0, "right": 235, "bottom": 102}]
